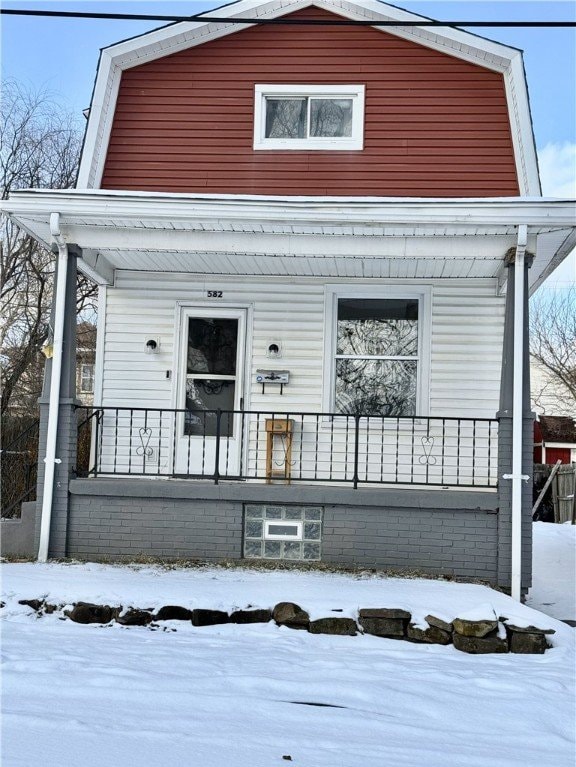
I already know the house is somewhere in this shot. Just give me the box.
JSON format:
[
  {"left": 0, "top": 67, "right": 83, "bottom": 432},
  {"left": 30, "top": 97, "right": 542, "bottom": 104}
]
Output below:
[
  {"left": 75, "top": 321, "right": 97, "bottom": 406},
  {"left": 534, "top": 416, "right": 576, "bottom": 465},
  {"left": 531, "top": 356, "right": 576, "bottom": 419},
  {"left": 2, "top": 0, "right": 575, "bottom": 598}
]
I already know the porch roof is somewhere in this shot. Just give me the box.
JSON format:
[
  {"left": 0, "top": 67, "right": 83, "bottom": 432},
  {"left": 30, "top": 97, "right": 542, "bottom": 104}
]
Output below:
[{"left": 2, "top": 189, "right": 575, "bottom": 292}]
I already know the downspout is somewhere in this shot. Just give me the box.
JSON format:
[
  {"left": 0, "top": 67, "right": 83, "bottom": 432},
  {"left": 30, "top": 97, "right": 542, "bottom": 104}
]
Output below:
[
  {"left": 37, "top": 213, "right": 69, "bottom": 562},
  {"left": 503, "top": 224, "right": 529, "bottom": 600}
]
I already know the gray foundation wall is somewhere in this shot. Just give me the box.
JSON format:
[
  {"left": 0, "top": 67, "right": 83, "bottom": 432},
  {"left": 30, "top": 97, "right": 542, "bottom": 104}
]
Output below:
[
  {"left": 0, "top": 502, "right": 39, "bottom": 558},
  {"left": 67, "top": 479, "right": 499, "bottom": 581}
]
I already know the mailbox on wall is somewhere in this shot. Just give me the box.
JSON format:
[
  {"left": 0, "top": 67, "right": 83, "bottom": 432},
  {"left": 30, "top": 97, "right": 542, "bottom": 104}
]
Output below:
[{"left": 256, "top": 370, "right": 290, "bottom": 394}]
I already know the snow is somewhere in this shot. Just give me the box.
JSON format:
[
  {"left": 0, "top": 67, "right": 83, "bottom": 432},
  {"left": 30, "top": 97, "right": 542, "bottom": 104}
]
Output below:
[
  {"left": 2, "top": 563, "right": 575, "bottom": 767},
  {"left": 527, "top": 522, "right": 576, "bottom": 621}
]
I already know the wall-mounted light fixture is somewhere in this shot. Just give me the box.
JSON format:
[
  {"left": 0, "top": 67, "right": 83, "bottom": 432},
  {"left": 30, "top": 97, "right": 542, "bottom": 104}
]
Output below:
[
  {"left": 145, "top": 337, "right": 161, "bottom": 354},
  {"left": 266, "top": 340, "right": 282, "bottom": 359},
  {"left": 41, "top": 341, "right": 54, "bottom": 359}
]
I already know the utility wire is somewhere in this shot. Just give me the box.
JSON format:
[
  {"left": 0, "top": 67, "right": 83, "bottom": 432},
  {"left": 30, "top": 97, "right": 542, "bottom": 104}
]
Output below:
[{"left": 1, "top": 8, "right": 575, "bottom": 26}]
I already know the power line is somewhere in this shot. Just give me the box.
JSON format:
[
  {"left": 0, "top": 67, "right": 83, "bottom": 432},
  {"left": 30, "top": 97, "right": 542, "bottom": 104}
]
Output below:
[{"left": 1, "top": 8, "right": 575, "bottom": 27}]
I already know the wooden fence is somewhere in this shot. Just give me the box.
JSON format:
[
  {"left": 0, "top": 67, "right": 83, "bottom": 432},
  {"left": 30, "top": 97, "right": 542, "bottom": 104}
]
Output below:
[
  {"left": 553, "top": 464, "right": 576, "bottom": 524},
  {"left": 534, "top": 463, "right": 576, "bottom": 524}
]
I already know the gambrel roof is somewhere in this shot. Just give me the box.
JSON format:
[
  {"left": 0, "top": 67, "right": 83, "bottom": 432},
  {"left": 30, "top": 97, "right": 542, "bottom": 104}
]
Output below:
[{"left": 78, "top": 0, "right": 540, "bottom": 194}]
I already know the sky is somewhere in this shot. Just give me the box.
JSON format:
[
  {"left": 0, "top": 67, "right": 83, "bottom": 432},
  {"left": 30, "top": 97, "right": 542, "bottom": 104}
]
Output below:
[{"left": 1, "top": 0, "right": 575, "bottom": 286}]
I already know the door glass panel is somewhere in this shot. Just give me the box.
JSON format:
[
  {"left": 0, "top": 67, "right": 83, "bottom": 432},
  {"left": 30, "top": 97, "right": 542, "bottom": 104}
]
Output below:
[
  {"left": 184, "top": 378, "right": 236, "bottom": 437},
  {"left": 187, "top": 318, "right": 238, "bottom": 375}
]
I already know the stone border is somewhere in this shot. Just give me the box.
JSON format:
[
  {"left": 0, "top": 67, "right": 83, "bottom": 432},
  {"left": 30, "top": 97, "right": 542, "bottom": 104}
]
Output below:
[{"left": 16, "top": 599, "right": 554, "bottom": 654}]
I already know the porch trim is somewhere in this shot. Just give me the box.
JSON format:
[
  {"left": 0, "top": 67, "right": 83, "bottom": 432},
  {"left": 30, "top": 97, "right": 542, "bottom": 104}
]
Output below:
[{"left": 69, "top": 477, "right": 498, "bottom": 510}]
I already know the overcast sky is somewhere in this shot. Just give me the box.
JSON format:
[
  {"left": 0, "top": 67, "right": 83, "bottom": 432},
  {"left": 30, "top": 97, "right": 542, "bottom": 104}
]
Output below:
[{"left": 2, "top": 0, "right": 575, "bottom": 287}]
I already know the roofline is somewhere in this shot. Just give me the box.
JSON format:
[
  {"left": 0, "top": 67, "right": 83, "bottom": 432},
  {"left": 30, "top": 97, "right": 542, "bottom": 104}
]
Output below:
[
  {"left": 3, "top": 190, "right": 573, "bottom": 293},
  {"left": 4, "top": 188, "right": 573, "bottom": 228},
  {"left": 76, "top": 0, "right": 541, "bottom": 195}
]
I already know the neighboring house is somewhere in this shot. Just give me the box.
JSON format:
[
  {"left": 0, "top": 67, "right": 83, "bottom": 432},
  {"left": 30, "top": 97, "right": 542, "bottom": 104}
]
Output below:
[
  {"left": 76, "top": 321, "right": 97, "bottom": 406},
  {"left": 534, "top": 416, "right": 576, "bottom": 465},
  {"left": 2, "top": 321, "right": 96, "bottom": 416},
  {"left": 531, "top": 356, "right": 576, "bottom": 418},
  {"left": 2, "top": 0, "right": 576, "bottom": 597}
]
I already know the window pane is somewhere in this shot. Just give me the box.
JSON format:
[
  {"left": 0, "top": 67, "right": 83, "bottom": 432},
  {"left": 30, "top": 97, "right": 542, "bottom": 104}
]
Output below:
[
  {"left": 335, "top": 359, "right": 417, "bottom": 416},
  {"left": 80, "top": 364, "right": 94, "bottom": 393},
  {"left": 187, "top": 318, "right": 237, "bottom": 375},
  {"left": 267, "top": 524, "right": 300, "bottom": 537},
  {"left": 337, "top": 299, "right": 418, "bottom": 357},
  {"left": 184, "top": 378, "right": 235, "bottom": 437},
  {"left": 265, "top": 98, "right": 307, "bottom": 138},
  {"left": 310, "top": 99, "right": 353, "bottom": 137}
]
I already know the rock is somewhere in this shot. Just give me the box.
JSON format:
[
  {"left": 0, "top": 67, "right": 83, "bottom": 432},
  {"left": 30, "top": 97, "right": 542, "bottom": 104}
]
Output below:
[
  {"left": 43, "top": 603, "right": 59, "bottom": 614},
  {"left": 273, "top": 602, "right": 310, "bottom": 629},
  {"left": 116, "top": 608, "right": 154, "bottom": 626},
  {"left": 425, "top": 614, "right": 454, "bottom": 633},
  {"left": 358, "top": 616, "right": 406, "bottom": 637},
  {"left": 191, "top": 609, "right": 229, "bottom": 626},
  {"left": 230, "top": 609, "right": 271, "bottom": 624},
  {"left": 19, "top": 599, "right": 44, "bottom": 611},
  {"left": 453, "top": 629, "right": 508, "bottom": 654},
  {"left": 65, "top": 602, "right": 120, "bottom": 625},
  {"left": 507, "top": 631, "right": 549, "bottom": 654},
  {"left": 0, "top": 602, "right": 4, "bottom": 609},
  {"left": 453, "top": 617, "right": 497, "bottom": 638},
  {"left": 504, "top": 623, "right": 555, "bottom": 635},
  {"left": 308, "top": 618, "right": 357, "bottom": 636},
  {"left": 155, "top": 605, "right": 193, "bottom": 621},
  {"left": 407, "top": 623, "right": 452, "bottom": 645},
  {"left": 359, "top": 608, "right": 411, "bottom": 621},
  {"left": 562, "top": 619, "right": 576, "bottom": 628},
  {"left": 505, "top": 624, "right": 552, "bottom": 654}
]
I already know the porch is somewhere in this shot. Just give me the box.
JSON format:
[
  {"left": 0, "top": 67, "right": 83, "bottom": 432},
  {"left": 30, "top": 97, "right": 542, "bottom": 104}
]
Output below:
[{"left": 3, "top": 192, "right": 572, "bottom": 591}]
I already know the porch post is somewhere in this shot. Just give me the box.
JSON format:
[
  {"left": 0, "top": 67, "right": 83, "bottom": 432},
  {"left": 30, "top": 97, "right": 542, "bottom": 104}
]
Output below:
[
  {"left": 35, "top": 245, "right": 80, "bottom": 558},
  {"left": 497, "top": 242, "right": 533, "bottom": 596}
]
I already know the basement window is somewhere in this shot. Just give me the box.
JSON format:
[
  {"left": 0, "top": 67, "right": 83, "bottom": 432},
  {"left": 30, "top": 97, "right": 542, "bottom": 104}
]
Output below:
[
  {"left": 244, "top": 505, "right": 322, "bottom": 560},
  {"left": 254, "top": 85, "right": 365, "bottom": 150}
]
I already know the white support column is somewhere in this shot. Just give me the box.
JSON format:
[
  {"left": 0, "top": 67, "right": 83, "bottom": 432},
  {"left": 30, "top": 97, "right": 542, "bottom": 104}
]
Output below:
[
  {"left": 506, "top": 224, "right": 529, "bottom": 601},
  {"left": 37, "top": 213, "right": 68, "bottom": 562}
]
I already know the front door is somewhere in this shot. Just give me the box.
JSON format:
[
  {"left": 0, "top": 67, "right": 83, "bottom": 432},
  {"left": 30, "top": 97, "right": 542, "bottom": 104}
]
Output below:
[{"left": 175, "top": 307, "right": 246, "bottom": 476}]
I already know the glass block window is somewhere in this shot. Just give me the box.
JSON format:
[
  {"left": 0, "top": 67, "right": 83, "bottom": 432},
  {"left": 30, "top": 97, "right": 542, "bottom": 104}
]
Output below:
[
  {"left": 335, "top": 298, "right": 420, "bottom": 417},
  {"left": 244, "top": 505, "right": 322, "bottom": 560}
]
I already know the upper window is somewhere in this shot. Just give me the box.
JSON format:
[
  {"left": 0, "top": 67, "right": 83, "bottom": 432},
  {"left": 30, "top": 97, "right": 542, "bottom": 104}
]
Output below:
[
  {"left": 80, "top": 363, "right": 95, "bottom": 394},
  {"left": 334, "top": 298, "right": 420, "bottom": 417},
  {"left": 254, "top": 85, "right": 365, "bottom": 151}
]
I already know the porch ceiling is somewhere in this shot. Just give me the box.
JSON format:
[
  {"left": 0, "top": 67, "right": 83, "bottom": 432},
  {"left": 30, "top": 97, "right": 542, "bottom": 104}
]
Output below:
[{"left": 2, "top": 189, "right": 574, "bottom": 291}]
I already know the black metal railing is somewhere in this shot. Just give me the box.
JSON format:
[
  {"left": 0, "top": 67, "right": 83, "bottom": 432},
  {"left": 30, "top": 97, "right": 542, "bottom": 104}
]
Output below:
[
  {"left": 1, "top": 418, "right": 40, "bottom": 518},
  {"left": 75, "top": 406, "right": 499, "bottom": 489}
]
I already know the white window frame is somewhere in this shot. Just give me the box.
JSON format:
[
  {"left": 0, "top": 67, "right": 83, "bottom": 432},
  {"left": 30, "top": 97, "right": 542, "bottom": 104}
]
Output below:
[
  {"left": 80, "top": 362, "right": 95, "bottom": 394},
  {"left": 322, "top": 285, "right": 432, "bottom": 418},
  {"left": 264, "top": 520, "right": 304, "bottom": 541},
  {"left": 253, "top": 84, "right": 365, "bottom": 151}
]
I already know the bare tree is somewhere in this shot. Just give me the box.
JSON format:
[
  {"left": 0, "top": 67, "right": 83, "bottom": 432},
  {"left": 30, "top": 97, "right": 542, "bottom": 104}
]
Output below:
[
  {"left": 530, "top": 287, "right": 576, "bottom": 413},
  {"left": 1, "top": 80, "right": 97, "bottom": 416}
]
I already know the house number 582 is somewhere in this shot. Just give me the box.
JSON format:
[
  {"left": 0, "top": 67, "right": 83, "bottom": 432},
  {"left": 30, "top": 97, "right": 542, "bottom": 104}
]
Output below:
[{"left": 207, "top": 290, "right": 223, "bottom": 298}]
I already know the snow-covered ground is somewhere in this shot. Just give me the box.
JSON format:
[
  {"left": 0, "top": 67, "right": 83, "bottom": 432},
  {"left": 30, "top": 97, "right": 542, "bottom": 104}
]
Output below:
[
  {"left": 1, "top": 563, "right": 575, "bottom": 767},
  {"left": 527, "top": 521, "right": 576, "bottom": 621}
]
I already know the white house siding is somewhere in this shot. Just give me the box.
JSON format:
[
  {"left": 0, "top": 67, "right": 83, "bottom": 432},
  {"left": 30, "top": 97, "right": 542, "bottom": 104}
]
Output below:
[{"left": 95, "top": 272, "right": 504, "bottom": 486}]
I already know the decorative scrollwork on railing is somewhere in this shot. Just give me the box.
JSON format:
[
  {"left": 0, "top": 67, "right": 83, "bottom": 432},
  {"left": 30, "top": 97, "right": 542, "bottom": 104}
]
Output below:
[
  {"left": 419, "top": 436, "right": 437, "bottom": 465},
  {"left": 135, "top": 427, "right": 154, "bottom": 459}
]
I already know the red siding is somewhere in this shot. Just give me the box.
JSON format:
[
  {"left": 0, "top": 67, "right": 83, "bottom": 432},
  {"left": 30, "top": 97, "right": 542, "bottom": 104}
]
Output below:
[
  {"left": 545, "top": 448, "right": 572, "bottom": 465},
  {"left": 101, "top": 7, "right": 520, "bottom": 196}
]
